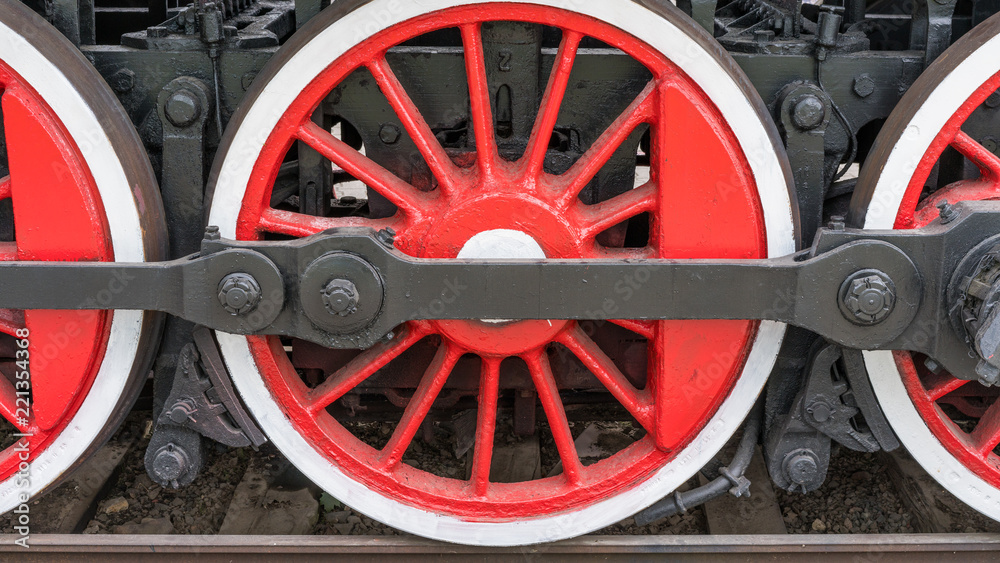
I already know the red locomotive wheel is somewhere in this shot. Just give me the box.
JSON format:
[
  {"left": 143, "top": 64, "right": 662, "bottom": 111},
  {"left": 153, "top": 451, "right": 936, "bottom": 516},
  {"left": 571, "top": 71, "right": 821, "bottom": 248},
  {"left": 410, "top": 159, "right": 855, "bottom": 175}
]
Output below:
[
  {"left": 209, "top": 0, "right": 795, "bottom": 544},
  {"left": 0, "top": 0, "right": 165, "bottom": 510},
  {"left": 853, "top": 12, "right": 1000, "bottom": 524}
]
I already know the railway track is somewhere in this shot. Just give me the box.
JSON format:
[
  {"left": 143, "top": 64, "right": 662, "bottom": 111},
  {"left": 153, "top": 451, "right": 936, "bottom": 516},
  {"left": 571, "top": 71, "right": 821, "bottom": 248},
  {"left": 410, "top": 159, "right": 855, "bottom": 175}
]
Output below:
[{"left": 1, "top": 533, "right": 1000, "bottom": 561}]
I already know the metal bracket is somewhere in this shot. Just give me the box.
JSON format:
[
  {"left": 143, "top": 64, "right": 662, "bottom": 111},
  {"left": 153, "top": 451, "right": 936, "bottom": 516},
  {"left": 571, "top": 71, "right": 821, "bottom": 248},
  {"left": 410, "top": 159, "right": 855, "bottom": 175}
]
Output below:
[
  {"left": 155, "top": 327, "right": 267, "bottom": 449},
  {"left": 910, "top": 0, "right": 959, "bottom": 66},
  {"left": 778, "top": 82, "right": 831, "bottom": 242}
]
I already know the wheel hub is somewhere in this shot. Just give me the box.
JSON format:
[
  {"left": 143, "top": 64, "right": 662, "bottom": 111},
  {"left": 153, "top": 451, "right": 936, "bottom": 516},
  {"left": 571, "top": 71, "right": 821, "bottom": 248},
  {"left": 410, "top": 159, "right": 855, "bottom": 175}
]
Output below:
[{"left": 426, "top": 198, "right": 575, "bottom": 355}]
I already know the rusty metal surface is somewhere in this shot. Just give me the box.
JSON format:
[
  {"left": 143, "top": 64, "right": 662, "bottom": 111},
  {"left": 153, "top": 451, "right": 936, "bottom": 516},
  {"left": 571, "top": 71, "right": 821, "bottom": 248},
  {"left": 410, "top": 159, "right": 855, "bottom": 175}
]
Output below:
[{"left": 1, "top": 534, "right": 999, "bottom": 561}]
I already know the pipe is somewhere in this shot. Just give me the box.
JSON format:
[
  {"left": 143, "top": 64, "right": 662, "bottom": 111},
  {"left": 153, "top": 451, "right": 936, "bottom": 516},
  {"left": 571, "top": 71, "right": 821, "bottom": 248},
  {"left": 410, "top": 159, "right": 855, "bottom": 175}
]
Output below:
[{"left": 633, "top": 398, "right": 763, "bottom": 526}]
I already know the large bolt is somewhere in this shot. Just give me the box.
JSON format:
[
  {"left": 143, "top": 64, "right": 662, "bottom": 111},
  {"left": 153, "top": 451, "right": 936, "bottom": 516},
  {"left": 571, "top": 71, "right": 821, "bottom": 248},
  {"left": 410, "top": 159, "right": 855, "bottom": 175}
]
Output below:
[
  {"left": 153, "top": 442, "right": 190, "bottom": 484},
  {"left": 322, "top": 279, "right": 359, "bottom": 316},
  {"left": 217, "top": 273, "right": 262, "bottom": 316},
  {"left": 109, "top": 68, "right": 136, "bottom": 94},
  {"left": 783, "top": 449, "right": 820, "bottom": 489},
  {"left": 166, "top": 398, "right": 197, "bottom": 425},
  {"left": 842, "top": 273, "right": 896, "bottom": 324},
  {"left": 379, "top": 123, "right": 401, "bottom": 144},
  {"left": 806, "top": 399, "right": 833, "bottom": 424},
  {"left": 792, "top": 95, "right": 825, "bottom": 130},
  {"left": 164, "top": 88, "right": 202, "bottom": 128},
  {"left": 852, "top": 74, "right": 875, "bottom": 98}
]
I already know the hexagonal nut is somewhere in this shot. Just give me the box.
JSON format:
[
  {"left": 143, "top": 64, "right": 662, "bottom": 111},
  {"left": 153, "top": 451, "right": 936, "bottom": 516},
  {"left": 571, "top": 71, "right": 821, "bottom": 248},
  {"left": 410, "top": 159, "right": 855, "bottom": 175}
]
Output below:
[
  {"left": 217, "top": 273, "right": 262, "bottom": 316},
  {"left": 109, "top": 68, "right": 136, "bottom": 94},
  {"left": 322, "top": 279, "right": 359, "bottom": 316},
  {"left": 845, "top": 275, "right": 895, "bottom": 323},
  {"left": 853, "top": 74, "right": 876, "bottom": 98}
]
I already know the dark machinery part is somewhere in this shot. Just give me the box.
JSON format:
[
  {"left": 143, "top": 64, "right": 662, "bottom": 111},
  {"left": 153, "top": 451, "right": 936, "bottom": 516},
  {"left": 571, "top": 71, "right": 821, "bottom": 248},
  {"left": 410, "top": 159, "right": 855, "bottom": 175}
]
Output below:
[
  {"left": 765, "top": 342, "right": 898, "bottom": 493},
  {"left": 154, "top": 328, "right": 267, "bottom": 449},
  {"left": 634, "top": 400, "right": 762, "bottom": 526},
  {"left": 957, "top": 245, "right": 1000, "bottom": 385}
]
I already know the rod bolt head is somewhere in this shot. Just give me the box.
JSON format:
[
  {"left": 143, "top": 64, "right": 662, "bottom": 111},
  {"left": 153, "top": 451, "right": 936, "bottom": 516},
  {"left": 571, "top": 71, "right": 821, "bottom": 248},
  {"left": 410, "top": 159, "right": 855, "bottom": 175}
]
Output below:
[
  {"left": 842, "top": 273, "right": 895, "bottom": 324},
  {"left": 792, "top": 95, "right": 825, "bottom": 130},
  {"left": 783, "top": 449, "right": 820, "bottom": 488},
  {"left": 322, "top": 279, "right": 359, "bottom": 316},
  {"left": 218, "top": 273, "right": 262, "bottom": 316},
  {"left": 153, "top": 443, "right": 190, "bottom": 484},
  {"left": 165, "top": 88, "right": 201, "bottom": 128}
]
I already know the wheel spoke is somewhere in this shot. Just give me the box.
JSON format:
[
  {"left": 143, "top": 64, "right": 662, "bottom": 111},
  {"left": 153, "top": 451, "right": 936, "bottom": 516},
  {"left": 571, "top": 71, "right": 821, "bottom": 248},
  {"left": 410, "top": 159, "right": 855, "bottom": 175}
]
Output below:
[
  {"left": 952, "top": 131, "right": 1000, "bottom": 183},
  {"left": 368, "top": 57, "right": 462, "bottom": 195},
  {"left": 460, "top": 23, "right": 497, "bottom": 176},
  {"left": 925, "top": 372, "right": 971, "bottom": 402},
  {"left": 0, "top": 176, "right": 10, "bottom": 200},
  {"left": 558, "top": 325, "right": 654, "bottom": 432},
  {"left": 576, "top": 182, "right": 656, "bottom": 241},
  {"left": 550, "top": 81, "right": 656, "bottom": 209},
  {"left": 522, "top": 350, "right": 583, "bottom": 484},
  {"left": 0, "top": 309, "right": 25, "bottom": 337},
  {"left": 970, "top": 396, "right": 1000, "bottom": 456},
  {"left": 308, "top": 322, "right": 431, "bottom": 412},
  {"left": 470, "top": 356, "right": 501, "bottom": 496},
  {"left": 0, "top": 376, "right": 30, "bottom": 432},
  {"left": 523, "top": 30, "right": 583, "bottom": 177},
  {"left": 610, "top": 319, "right": 655, "bottom": 340},
  {"left": 298, "top": 121, "right": 431, "bottom": 217},
  {"left": 378, "top": 342, "right": 463, "bottom": 471},
  {"left": 259, "top": 207, "right": 399, "bottom": 238}
]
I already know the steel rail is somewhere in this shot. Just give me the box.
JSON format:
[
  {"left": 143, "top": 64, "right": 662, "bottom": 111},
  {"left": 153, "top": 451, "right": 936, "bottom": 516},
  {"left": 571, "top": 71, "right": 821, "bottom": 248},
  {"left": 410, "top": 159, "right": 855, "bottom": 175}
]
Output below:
[{"left": 0, "top": 533, "right": 999, "bottom": 561}]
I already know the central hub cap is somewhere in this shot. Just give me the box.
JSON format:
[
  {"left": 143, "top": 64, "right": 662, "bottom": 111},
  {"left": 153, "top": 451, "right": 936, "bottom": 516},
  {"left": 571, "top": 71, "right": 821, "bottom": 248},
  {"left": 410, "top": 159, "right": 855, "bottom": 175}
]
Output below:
[{"left": 457, "top": 229, "right": 547, "bottom": 261}]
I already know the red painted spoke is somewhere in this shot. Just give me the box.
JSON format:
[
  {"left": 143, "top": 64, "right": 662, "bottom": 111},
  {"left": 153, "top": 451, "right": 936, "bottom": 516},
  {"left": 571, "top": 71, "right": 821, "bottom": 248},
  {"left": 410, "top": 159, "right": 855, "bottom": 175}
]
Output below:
[
  {"left": 523, "top": 350, "right": 583, "bottom": 484},
  {"left": 971, "top": 397, "right": 1000, "bottom": 456},
  {"left": 0, "top": 376, "right": 30, "bottom": 432},
  {"left": 308, "top": 322, "right": 431, "bottom": 412},
  {"left": 378, "top": 343, "right": 463, "bottom": 471},
  {"left": 610, "top": 319, "right": 656, "bottom": 340},
  {"left": 523, "top": 30, "right": 583, "bottom": 177},
  {"left": 470, "top": 357, "right": 501, "bottom": 496},
  {"left": 460, "top": 23, "right": 497, "bottom": 176},
  {"left": 0, "top": 309, "right": 25, "bottom": 337},
  {"left": 925, "top": 373, "right": 971, "bottom": 402},
  {"left": 0, "top": 176, "right": 10, "bottom": 200},
  {"left": 368, "top": 57, "right": 462, "bottom": 195},
  {"left": 0, "top": 242, "right": 16, "bottom": 261},
  {"left": 576, "top": 182, "right": 656, "bottom": 240},
  {"left": 259, "top": 207, "right": 398, "bottom": 237},
  {"left": 952, "top": 131, "right": 1000, "bottom": 183},
  {"left": 552, "top": 81, "right": 656, "bottom": 209},
  {"left": 298, "top": 121, "right": 431, "bottom": 217},
  {"left": 558, "top": 325, "right": 654, "bottom": 432}
]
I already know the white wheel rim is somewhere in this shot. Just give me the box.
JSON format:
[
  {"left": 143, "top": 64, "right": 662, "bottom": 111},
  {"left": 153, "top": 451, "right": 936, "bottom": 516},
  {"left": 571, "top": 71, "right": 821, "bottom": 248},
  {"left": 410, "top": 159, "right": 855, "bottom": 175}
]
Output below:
[
  {"left": 861, "top": 28, "right": 1000, "bottom": 523},
  {"left": 208, "top": 0, "right": 795, "bottom": 545},
  {"left": 0, "top": 18, "right": 148, "bottom": 511}
]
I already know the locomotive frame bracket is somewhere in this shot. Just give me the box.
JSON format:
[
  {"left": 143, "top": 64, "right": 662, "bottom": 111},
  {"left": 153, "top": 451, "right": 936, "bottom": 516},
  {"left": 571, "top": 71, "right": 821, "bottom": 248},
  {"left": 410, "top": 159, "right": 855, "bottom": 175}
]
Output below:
[{"left": 0, "top": 200, "right": 999, "bottom": 380}]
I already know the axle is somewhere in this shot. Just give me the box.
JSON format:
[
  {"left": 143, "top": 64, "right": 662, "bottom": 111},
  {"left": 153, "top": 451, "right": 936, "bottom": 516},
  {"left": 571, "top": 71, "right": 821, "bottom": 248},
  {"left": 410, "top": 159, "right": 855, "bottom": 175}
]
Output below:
[{"left": 3, "top": 201, "right": 1000, "bottom": 379}]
